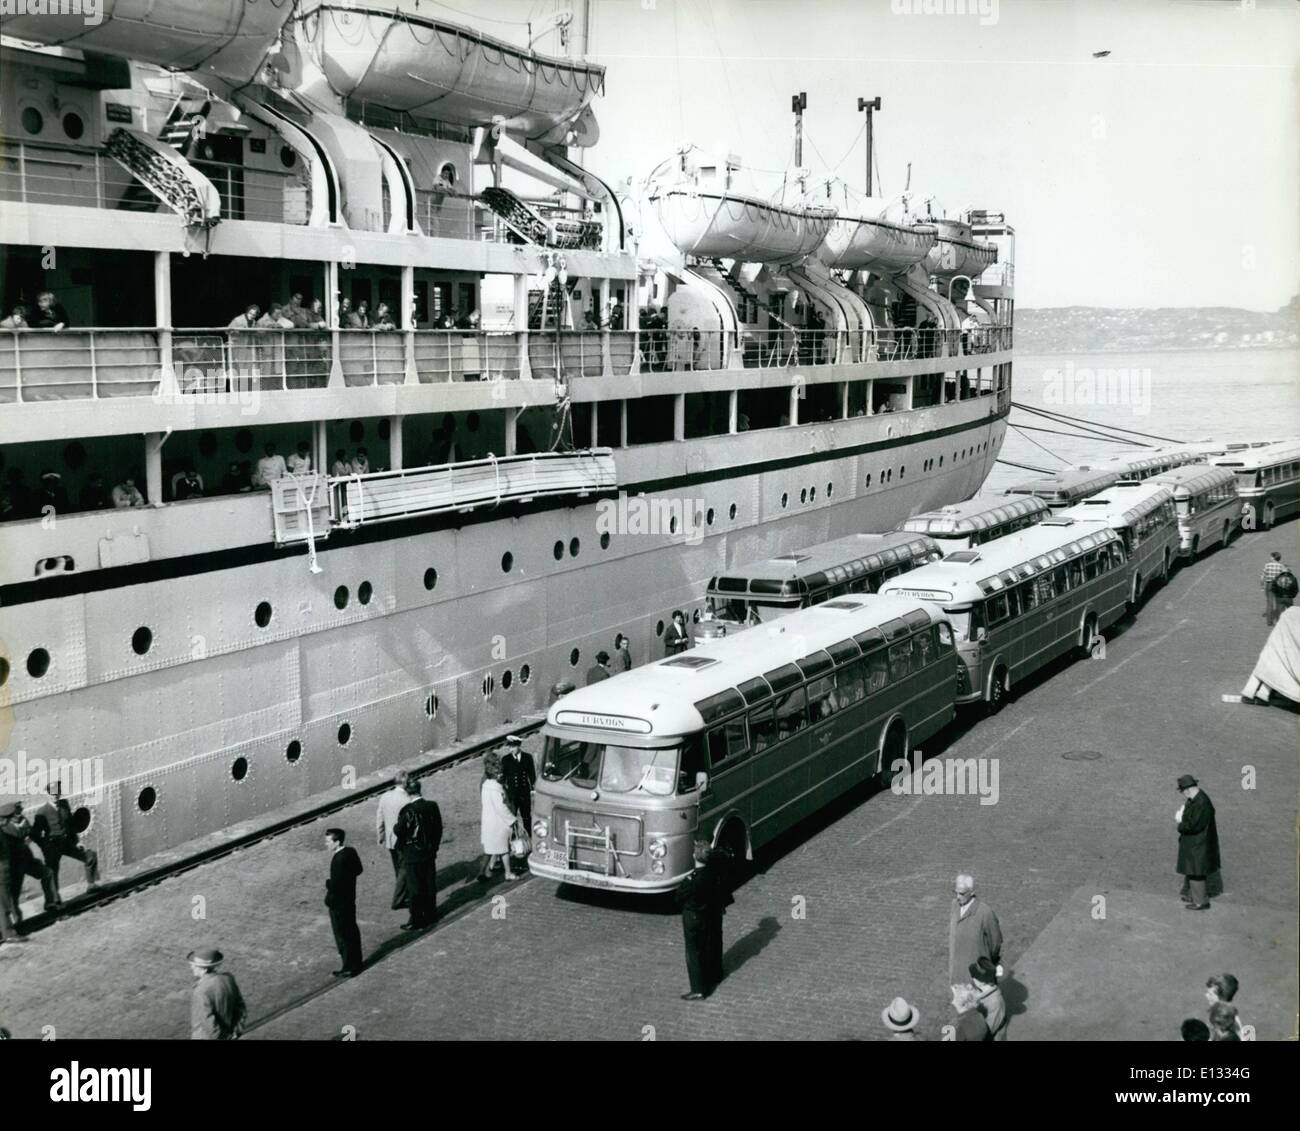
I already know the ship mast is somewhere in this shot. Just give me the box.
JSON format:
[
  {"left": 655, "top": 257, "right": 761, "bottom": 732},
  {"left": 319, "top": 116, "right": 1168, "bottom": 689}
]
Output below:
[
  {"left": 791, "top": 91, "right": 807, "bottom": 193},
  {"left": 858, "top": 96, "right": 881, "bottom": 197}
]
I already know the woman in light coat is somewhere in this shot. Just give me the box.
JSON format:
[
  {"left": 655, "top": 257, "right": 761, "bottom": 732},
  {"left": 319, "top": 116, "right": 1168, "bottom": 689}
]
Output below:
[{"left": 478, "top": 765, "right": 520, "bottom": 881}]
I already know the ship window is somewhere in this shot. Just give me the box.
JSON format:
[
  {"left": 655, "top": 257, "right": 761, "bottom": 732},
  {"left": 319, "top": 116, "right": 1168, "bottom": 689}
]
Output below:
[
  {"left": 570, "top": 648, "right": 581, "bottom": 666},
  {"left": 286, "top": 740, "right": 302, "bottom": 763},
  {"left": 137, "top": 786, "right": 157, "bottom": 813},
  {"left": 438, "top": 162, "right": 458, "bottom": 187},
  {"left": 425, "top": 693, "right": 439, "bottom": 718},
  {"left": 656, "top": 619, "right": 665, "bottom": 637},
  {"left": 827, "top": 482, "right": 833, "bottom": 498},
  {"left": 554, "top": 540, "right": 564, "bottom": 561},
  {"left": 27, "top": 648, "right": 50, "bottom": 678},
  {"left": 707, "top": 507, "right": 715, "bottom": 525},
  {"left": 729, "top": 503, "right": 737, "bottom": 520},
  {"left": 72, "top": 806, "right": 91, "bottom": 835},
  {"left": 231, "top": 757, "right": 249, "bottom": 782},
  {"left": 255, "top": 601, "right": 273, "bottom": 628},
  {"left": 502, "top": 669, "right": 513, "bottom": 691},
  {"left": 279, "top": 145, "right": 297, "bottom": 168},
  {"left": 865, "top": 473, "right": 872, "bottom": 487},
  {"left": 21, "top": 107, "right": 43, "bottom": 135},
  {"left": 424, "top": 567, "right": 438, "bottom": 590},
  {"left": 334, "top": 586, "right": 349, "bottom": 609},
  {"left": 569, "top": 537, "right": 580, "bottom": 557},
  {"left": 800, "top": 488, "right": 807, "bottom": 505},
  {"left": 132, "top": 626, "right": 153, "bottom": 655},
  {"left": 939, "top": 456, "right": 944, "bottom": 466},
  {"left": 781, "top": 492, "right": 789, "bottom": 509},
  {"left": 337, "top": 722, "right": 352, "bottom": 746},
  {"left": 600, "top": 532, "right": 611, "bottom": 550},
  {"left": 520, "top": 664, "right": 531, "bottom": 684},
  {"left": 62, "top": 112, "right": 85, "bottom": 140},
  {"left": 502, "top": 552, "right": 514, "bottom": 573},
  {"left": 358, "top": 581, "right": 373, "bottom": 606}
]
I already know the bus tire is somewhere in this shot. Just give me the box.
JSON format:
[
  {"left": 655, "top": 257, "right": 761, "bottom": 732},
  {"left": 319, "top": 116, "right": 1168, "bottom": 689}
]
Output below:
[
  {"left": 1161, "top": 548, "right": 1172, "bottom": 582},
  {"left": 1262, "top": 503, "right": 1275, "bottom": 531},
  {"left": 875, "top": 719, "right": 909, "bottom": 789},
  {"left": 1129, "top": 575, "right": 1142, "bottom": 611},
  {"left": 1078, "top": 614, "right": 1098, "bottom": 658},
  {"left": 1191, "top": 535, "right": 1201, "bottom": 558},
  {"left": 986, "top": 666, "right": 1008, "bottom": 715},
  {"left": 1222, "top": 520, "right": 1231, "bottom": 547}
]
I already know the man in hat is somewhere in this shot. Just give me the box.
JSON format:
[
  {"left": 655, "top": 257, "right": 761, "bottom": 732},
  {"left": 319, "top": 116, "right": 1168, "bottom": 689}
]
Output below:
[
  {"left": 188, "top": 949, "right": 247, "bottom": 1039},
  {"left": 393, "top": 778, "right": 442, "bottom": 931},
  {"left": 585, "top": 651, "right": 612, "bottom": 686},
  {"left": 665, "top": 610, "right": 689, "bottom": 656},
  {"left": 1175, "top": 775, "right": 1219, "bottom": 911},
  {"left": 324, "top": 828, "right": 363, "bottom": 977},
  {"left": 35, "top": 471, "right": 68, "bottom": 515},
  {"left": 31, "top": 782, "right": 100, "bottom": 905},
  {"left": 948, "top": 873, "right": 1003, "bottom": 988},
  {"left": 499, "top": 735, "right": 537, "bottom": 831},
  {"left": 0, "top": 803, "right": 28, "bottom": 944},
  {"left": 0, "top": 801, "right": 58, "bottom": 921},
  {"left": 881, "top": 997, "right": 924, "bottom": 1040},
  {"left": 375, "top": 768, "right": 412, "bottom": 910},
  {"left": 674, "top": 841, "right": 730, "bottom": 1001}
]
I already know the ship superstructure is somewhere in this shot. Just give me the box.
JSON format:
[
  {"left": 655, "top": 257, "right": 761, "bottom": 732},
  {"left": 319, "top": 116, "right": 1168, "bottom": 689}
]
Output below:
[{"left": 0, "top": 1, "right": 1013, "bottom": 867}]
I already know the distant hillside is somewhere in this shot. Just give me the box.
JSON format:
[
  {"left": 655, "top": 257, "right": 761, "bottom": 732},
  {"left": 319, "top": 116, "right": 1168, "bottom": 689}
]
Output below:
[{"left": 1014, "top": 301, "right": 1297, "bottom": 354}]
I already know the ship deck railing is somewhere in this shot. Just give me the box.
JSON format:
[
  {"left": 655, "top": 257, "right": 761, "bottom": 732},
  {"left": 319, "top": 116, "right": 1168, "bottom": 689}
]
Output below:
[{"left": 0, "top": 325, "right": 1011, "bottom": 403}]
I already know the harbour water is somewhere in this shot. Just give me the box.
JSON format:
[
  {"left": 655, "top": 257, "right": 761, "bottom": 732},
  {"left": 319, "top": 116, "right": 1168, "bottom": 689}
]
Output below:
[{"left": 987, "top": 348, "right": 1300, "bottom": 491}]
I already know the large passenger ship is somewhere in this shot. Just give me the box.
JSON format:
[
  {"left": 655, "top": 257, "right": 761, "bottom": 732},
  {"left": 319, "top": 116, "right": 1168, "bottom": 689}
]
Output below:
[{"left": 0, "top": 1, "right": 1013, "bottom": 867}]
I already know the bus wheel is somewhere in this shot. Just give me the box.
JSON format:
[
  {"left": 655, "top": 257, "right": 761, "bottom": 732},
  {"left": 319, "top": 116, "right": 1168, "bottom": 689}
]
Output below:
[
  {"left": 875, "top": 720, "right": 909, "bottom": 789},
  {"left": 1191, "top": 536, "right": 1201, "bottom": 558},
  {"left": 1262, "top": 504, "right": 1274, "bottom": 531},
  {"left": 986, "top": 667, "right": 1008, "bottom": 715},
  {"left": 1222, "top": 520, "right": 1231, "bottom": 546},
  {"left": 1161, "top": 549, "right": 1172, "bottom": 582},
  {"left": 1078, "top": 615, "right": 1098, "bottom": 658},
  {"left": 1128, "top": 576, "right": 1141, "bottom": 612}
]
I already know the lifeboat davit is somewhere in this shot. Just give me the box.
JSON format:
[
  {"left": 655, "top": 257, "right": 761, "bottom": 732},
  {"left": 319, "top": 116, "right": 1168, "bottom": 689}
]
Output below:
[
  {"left": 924, "top": 218, "right": 997, "bottom": 279},
  {"left": 651, "top": 189, "right": 836, "bottom": 263},
  {"left": 820, "top": 210, "right": 937, "bottom": 273},
  {"left": 0, "top": 0, "right": 294, "bottom": 86},
  {"left": 306, "top": 3, "right": 605, "bottom": 141}
]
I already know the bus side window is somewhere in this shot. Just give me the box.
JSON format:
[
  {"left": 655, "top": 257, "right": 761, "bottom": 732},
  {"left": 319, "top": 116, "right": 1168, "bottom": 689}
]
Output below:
[
  {"left": 707, "top": 719, "right": 749, "bottom": 770},
  {"left": 1052, "top": 566, "right": 1069, "bottom": 593},
  {"left": 937, "top": 622, "right": 955, "bottom": 649},
  {"left": 1035, "top": 574, "right": 1056, "bottom": 603},
  {"left": 806, "top": 676, "right": 838, "bottom": 720},
  {"left": 866, "top": 650, "right": 889, "bottom": 693},
  {"left": 679, "top": 734, "right": 708, "bottom": 793},
  {"left": 985, "top": 593, "right": 1010, "bottom": 627},
  {"left": 914, "top": 629, "right": 936, "bottom": 667},
  {"left": 1110, "top": 542, "right": 1124, "bottom": 568},
  {"left": 749, "top": 706, "right": 776, "bottom": 753},
  {"left": 1004, "top": 587, "right": 1021, "bottom": 620},
  {"left": 842, "top": 659, "right": 867, "bottom": 701},
  {"left": 1083, "top": 551, "right": 1100, "bottom": 581},
  {"left": 887, "top": 638, "right": 914, "bottom": 681},
  {"left": 775, "top": 687, "right": 807, "bottom": 738},
  {"left": 1018, "top": 581, "right": 1037, "bottom": 612},
  {"left": 1067, "top": 559, "right": 1084, "bottom": 589}
]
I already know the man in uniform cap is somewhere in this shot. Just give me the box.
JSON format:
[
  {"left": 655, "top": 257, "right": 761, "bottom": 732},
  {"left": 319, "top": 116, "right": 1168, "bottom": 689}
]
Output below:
[
  {"left": 188, "top": 949, "right": 247, "bottom": 1040},
  {"left": 1175, "top": 775, "right": 1220, "bottom": 911},
  {"left": 499, "top": 734, "right": 537, "bottom": 831}
]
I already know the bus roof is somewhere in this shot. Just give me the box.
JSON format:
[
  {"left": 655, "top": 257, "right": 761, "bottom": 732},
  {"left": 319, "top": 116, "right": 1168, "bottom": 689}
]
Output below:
[
  {"left": 545, "top": 594, "right": 946, "bottom": 740},
  {"left": 1070, "top": 446, "right": 1204, "bottom": 478},
  {"left": 877, "top": 517, "right": 1121, "bottom": 605},
  {"left": 707, "top": 532, "right": 938, "bottom": 599},
  {"left": 1210, "top": 438, "right": 1300, "bottom": 471},
  {"left": 899, "top": 494, "right": 1051, "bottom": 537},
  {"left": 1148, "top": 464, "right": 1238, "bottom": 494},
  {"left": 1001, "top": 468, "right": 1119, "bottom": 501},
  {"left": 1055, "top": 481, "right": 1174, "bottom": 529}
]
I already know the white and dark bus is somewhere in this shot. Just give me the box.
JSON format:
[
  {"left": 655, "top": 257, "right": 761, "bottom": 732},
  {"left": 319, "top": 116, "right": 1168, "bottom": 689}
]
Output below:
[
  {"left": 1211, "top": 439, "right": 1300, "bottom": 532},
  {"left": 528, "top": 595, "right": 959, "bottom": 892},
  {"left": 898, "top": 495, "right": 1051, "bottom": 553},
  {"left": 1148, "top": 464, "right": 1241, "bottom": 556},
  {"left": 1001, "top": 468, "right": 1120, "bottom": 509},
  {"left": 880, "top": 518, "right": 1129, "bottom": 710},
  {"left": 1057, "top": 481, "right": 1180, "bottom": 607},
  {"left": 1070, "top": 447, "right": 1204, "bottom": 483}
]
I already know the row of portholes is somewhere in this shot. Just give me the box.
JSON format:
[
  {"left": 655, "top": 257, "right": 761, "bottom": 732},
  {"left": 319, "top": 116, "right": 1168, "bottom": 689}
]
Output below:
[
  {"left": 481, "top": 663, "right": 532, "bottom": 699},
  {"left": 20, "top": 106, "right": 85, "bottom": 141},
  {"left": 780, "top": 481, "right": 837, "bottom": 510}
]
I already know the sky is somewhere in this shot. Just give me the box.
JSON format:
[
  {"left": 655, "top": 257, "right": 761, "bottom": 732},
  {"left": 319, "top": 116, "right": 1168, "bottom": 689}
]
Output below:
[{"left": 417, "top": 0, "right": 1296, "bottom": 310}]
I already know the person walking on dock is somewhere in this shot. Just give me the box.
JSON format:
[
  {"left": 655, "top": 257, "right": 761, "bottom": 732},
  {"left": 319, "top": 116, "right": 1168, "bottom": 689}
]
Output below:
[
  {"left": 0, "top": 802, "right": 58, "bottom": 920},
  {"left": 394, "top": 779, "right": 442, "bottom": 930},
  {"left": 1175, "top": 775, "right": 1219, "bottom": 911},
  {"left": 948, "top": 873, "right": 1003, "bottom": 988},
  {"left": 476, "top": 760, "right": 521, "bottom": 882},
  {"left": 324, "top": 828, "right": 364, "bottom": 977},
  {"left": 1259, "top": 551, "right": 1292, "bottom": 625},
  {"left": 970, "top": 957, "right": 1008, "bottom": 1040},
  {"left": 30, "top": 782, "right": 100, "bottom": 906},
  {"left": 881, "top": 997, "right": 924, "bottom": 1040},
  {"left": 188, "top": 949, "right": 247, "bottom": 1040},
  {"left": 950, "top": 983, "right": 992, "bottom": 1041},
  {"left": 376, "top": 769, "right": 412, "bottom": 910}
]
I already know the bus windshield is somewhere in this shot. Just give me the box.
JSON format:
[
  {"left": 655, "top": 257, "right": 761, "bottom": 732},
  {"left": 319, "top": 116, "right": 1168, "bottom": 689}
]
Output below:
[
  {"left": 542, "top": 737, "right": 678, "bottom": 796},
  {"left": 944, "top": 606, "right": 979, "bottom": 642}
]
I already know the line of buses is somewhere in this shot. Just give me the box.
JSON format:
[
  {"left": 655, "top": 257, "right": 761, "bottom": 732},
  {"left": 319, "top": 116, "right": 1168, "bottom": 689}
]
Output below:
[{"left": 526, "top": 438, "right": 1300, "bottom": 894}]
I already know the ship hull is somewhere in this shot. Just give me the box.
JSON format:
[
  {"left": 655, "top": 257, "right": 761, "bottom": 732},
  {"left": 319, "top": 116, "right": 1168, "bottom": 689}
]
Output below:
[{"left": 1, "top": 402, "right": 1007, "bottom": 866}]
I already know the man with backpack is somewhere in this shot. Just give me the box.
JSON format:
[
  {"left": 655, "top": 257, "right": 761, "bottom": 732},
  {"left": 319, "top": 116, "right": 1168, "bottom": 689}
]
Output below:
[
  {"left": 393, "top": 778, "right": 443, "bottom": 931},
  {"left": 1260, "top": 551, "right": 1294, "bottom": 625}
]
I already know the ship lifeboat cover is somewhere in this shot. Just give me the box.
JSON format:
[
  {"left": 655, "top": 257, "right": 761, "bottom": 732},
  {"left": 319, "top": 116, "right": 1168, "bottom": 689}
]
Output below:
[
  {"left": 923, "top": 217, "right": 998, "bottom": 279},
  {"left": 306, "top": 3, "right": 605, "bottom": 141},
  {"left": 652, "top": 189, "right": 836, "bottom": 263},
  {"left": 0, "top": 0, "right": 296, "bottom": 86},
  {"left": 820, "top": 200, "right": 937, "bottom": 273}
]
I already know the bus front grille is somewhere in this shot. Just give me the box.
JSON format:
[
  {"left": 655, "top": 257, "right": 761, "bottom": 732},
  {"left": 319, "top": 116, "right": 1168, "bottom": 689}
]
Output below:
[{"left": 554, "top": 809, "right": 643, "bottom": 874}]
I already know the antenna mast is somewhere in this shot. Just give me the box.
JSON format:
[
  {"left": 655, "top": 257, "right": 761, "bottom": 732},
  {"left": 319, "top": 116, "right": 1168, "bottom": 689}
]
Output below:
[{"left": 858, "top": 96, "right": 881, "bottom": 196}]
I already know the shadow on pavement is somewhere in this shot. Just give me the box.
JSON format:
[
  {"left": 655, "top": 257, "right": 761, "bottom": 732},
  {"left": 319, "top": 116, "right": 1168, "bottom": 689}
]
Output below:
[{"left": 722, "top": 915, "right": 780, "bottom": 979}]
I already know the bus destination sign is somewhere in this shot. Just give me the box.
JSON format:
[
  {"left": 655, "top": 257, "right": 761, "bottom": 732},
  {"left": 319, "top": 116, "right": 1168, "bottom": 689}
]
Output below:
[
  {"left": 555, "top": 711, "right": 654, "bottom": 734},
  {"left": 888, "top": 588, "right": 954, "bottom": 602}
]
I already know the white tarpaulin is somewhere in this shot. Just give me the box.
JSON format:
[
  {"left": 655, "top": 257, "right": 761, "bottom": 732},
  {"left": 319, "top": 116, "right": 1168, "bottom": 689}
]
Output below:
[{"left": 1250, "top": 606, "right": 1300, "bottom": 703}]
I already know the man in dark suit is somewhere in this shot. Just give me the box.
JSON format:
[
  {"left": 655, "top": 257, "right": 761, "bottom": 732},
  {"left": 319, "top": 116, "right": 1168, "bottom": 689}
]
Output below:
[
  {"left": 675, "top": 840, "right": 729, "bottom": 1000},
  {"left": 665, "top": 611, "right": 689, "bottom": 656},
  {"left": 1175, "top": 774, "right": 1220, "bottom": 911},
  {"left": 703, "top": 844, "right": 735, "bottom": 990},
  {"left": 585, "top": 651, "right": 612, "bottom": 686},
  {"left": 394, "top": 780, "right": 443, "bottom": 930},
  {"left": 324, "top": 828, "right": 363, "bottom": 976},
  {"left": 499, "top": 734, "right": 538, "bottom": 829}
]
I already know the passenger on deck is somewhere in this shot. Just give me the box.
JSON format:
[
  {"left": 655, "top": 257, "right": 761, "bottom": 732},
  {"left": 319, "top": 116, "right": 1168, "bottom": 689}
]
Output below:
[
  {"left": 372, "top": 303, "right": 396, "bottom": 331},
  {"left": 111, "top": 477, "right": 145, "bottom": 508},
  {"left": 339, "top": 298, "right": 362, "bottom": 328},
  {"left": 615, "top": 634, "right": 633, "bottom": 672},
  {"left": 0, "top": 304, "right": 28, "bottom": 329},
  {"left": 437, "top": 312, "right": 455, "bottom": 330},
  {"left": 221, "top": 461, "right": 249, "bottom": 494},
  {"left": 354, "top": 301, "right": 371, "bottom": 329},
  {"left": 174, "top": 467, "right": 204, "bottom": 501},
  {"left": 257, "top": 304, "right": 293, "bottom": 330},
  {"left": 253, "top": 442, "right": 287, "bottom": 489},
  {"left": 583, "top": 309, "right": 600, "bottom": 331},
  {"left": 282, "top": 293, "right": 311, "bottom": 329},
  {"left": 287, "top": 441, "right": 312, "bottom": 475},
  {"left": 33, "top": 291, "right": 69, "bottom": 331},
  {"left": 35, "top": 471, "right": 68, "bottom": 514},
  {"left": 80, "top": 471, "right": 110, "bottom": 511},
  {"left": 330, "top": 449, "right": 351, "bottom": 477},
  {"left": 666, "top": 610, "right": 689, "bottom": 656},
  {"left": 350, "top": 447, "right": 370, "bottom": 476},
  {"left": 228, "top": 305, "right": 260, "bottom": 330},
  {"left": 455, "top": 309, "right": 479, "bottom": 330},
  {"left": 308, "top": 298, "right": 328, "bottom": 329}
]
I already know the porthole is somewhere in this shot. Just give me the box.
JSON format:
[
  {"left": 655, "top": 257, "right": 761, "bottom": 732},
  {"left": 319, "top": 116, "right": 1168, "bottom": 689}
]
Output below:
[
  {"left": 692, "top": 609, "right": 702, "bottom": 624},
  {"left": 501, "top": 552, "right": 514, "bottom": 573},
  {"left": 826, "top": 482, "right": 833, "bottom": 498},
  {"left": 424, "top": 693, "right": 439, "bottom": 718},
  {"left": 482, "top": 674, "right": 495, "bottom": 699},
  {"left": 669, "top": 515, "right": 678, "bottom": 534},
  {"left": 358, "top": 580, "right": 373, "bottom": 606},
  {"left": 0, "top": 658, "right": 9, "bottom": 687},
  {"left": 334, "top": 585, "right": 349, "bottom": 609},
  {"left": 729, "top": 503, "right": 737, "bottom": 520},
  {"left": 279, "top": 145, "right": 297, "bottom": 169},
  {"left": 231, "top": 757, "right": 249, "bottom": 782},
  {"left": 706, "top": 507, "right": 715, "bottom": 525},
  {"left": 569, "top": 537, "right": 580, "bottom": 557},
  {"left": 377, "top": 419, "right": 391, "bottom": 442},
  {"left": 137, "top": 786, "right": 157, "bottom": 813},
  {"left": 655, "top": 620, "right": 665, "bottom": 638},
  {"left": 865, "top": 473, "right": 872, "bottom": 488},
  {"left": 337, "top": 722, "right": 352, "bottom": 746},
  {"left": 810, "top": 486, "right": 817, "bottom": 502},
  {"left": 71, "top": 807, "right": 92, "bottom": 835},
  {"left": 132, "top": 626, "right": 153, "bottom": 655},
  {"left": 520, "top": 664, "right": 531, "bottom": 684},
  {"left": 502, "top": 669, "right": 513, "bottom": 690},
  {"left": 21, "top": 107, "right": 43, "bottom": 135},
  {"left": 900, "top": 466, "right": 905, "bottom": 479},
  {"left": 939, "top": 456, "right": 944, "bottom": 467},
  {"left": 423, "top": 567, "right": 438, "bottom": 590},
  {"left": 438, "top": 161, "right": 458, "bottom": 187},
  {"left": 553, "top": 540, "right": 564, "bottom": 561},
  {"left": 255, "top": 601, "right": 273, "bottom": 628},
  {"left": 27, "top": 648, "right": 50, "bottom": 679},
  {"left": 62, "top": 112, "right": 85, "bottom": 140},
  {"left": 286, "top": 739, "right": 302, "bottom": 764},
  {"left": 569, "top": 648, "right": 580, "bottom": 667},
  {"left": 781, "top": 492, "right": 789, "bottom": 509},
  {"left": 600, "top": 532, "right": 611, "bottom": 550},
  {"left": 800, "top": 488, "right": 807, "bottom": 505}
]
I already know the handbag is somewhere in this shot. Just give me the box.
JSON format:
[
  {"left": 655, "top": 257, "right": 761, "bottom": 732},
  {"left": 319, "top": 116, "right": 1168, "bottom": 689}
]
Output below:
[{"left": 509, "top": 818, "right": 531, "bottom": 859}]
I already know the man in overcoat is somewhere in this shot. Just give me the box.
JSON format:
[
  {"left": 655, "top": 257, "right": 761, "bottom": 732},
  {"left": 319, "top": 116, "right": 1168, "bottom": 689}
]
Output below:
[
  {"left": 948, "top": 873, "right": 1003, "bottom": 987},
  {"left": 676, "top": 841, "right": 727, "bottom": 1000},
  {"left": 1176, "top": 774, "right": 1220, "bottom": 911}
]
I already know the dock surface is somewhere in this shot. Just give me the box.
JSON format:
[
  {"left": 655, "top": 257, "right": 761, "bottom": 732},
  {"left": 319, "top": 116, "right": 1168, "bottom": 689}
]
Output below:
[{"left": 2, "top": 524, "right": 1296, "bottom": 1041}]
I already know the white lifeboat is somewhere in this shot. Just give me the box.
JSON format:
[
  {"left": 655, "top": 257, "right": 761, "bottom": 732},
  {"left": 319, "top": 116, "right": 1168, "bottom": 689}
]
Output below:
[
  {"left": 306, "top": 3, "right": 604, "bottom": 142},
  {"left": 924, "top": 218, "right": 997, "bottom": 279},
  {"left": 820, "top": 211, "right": 937, "bottom": 273},
  {"left": 0, "top": 0, "right": 293, "bottom": 86},
  {"left": 650, "top": 188, "right": 836, "bottom": 263}
]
